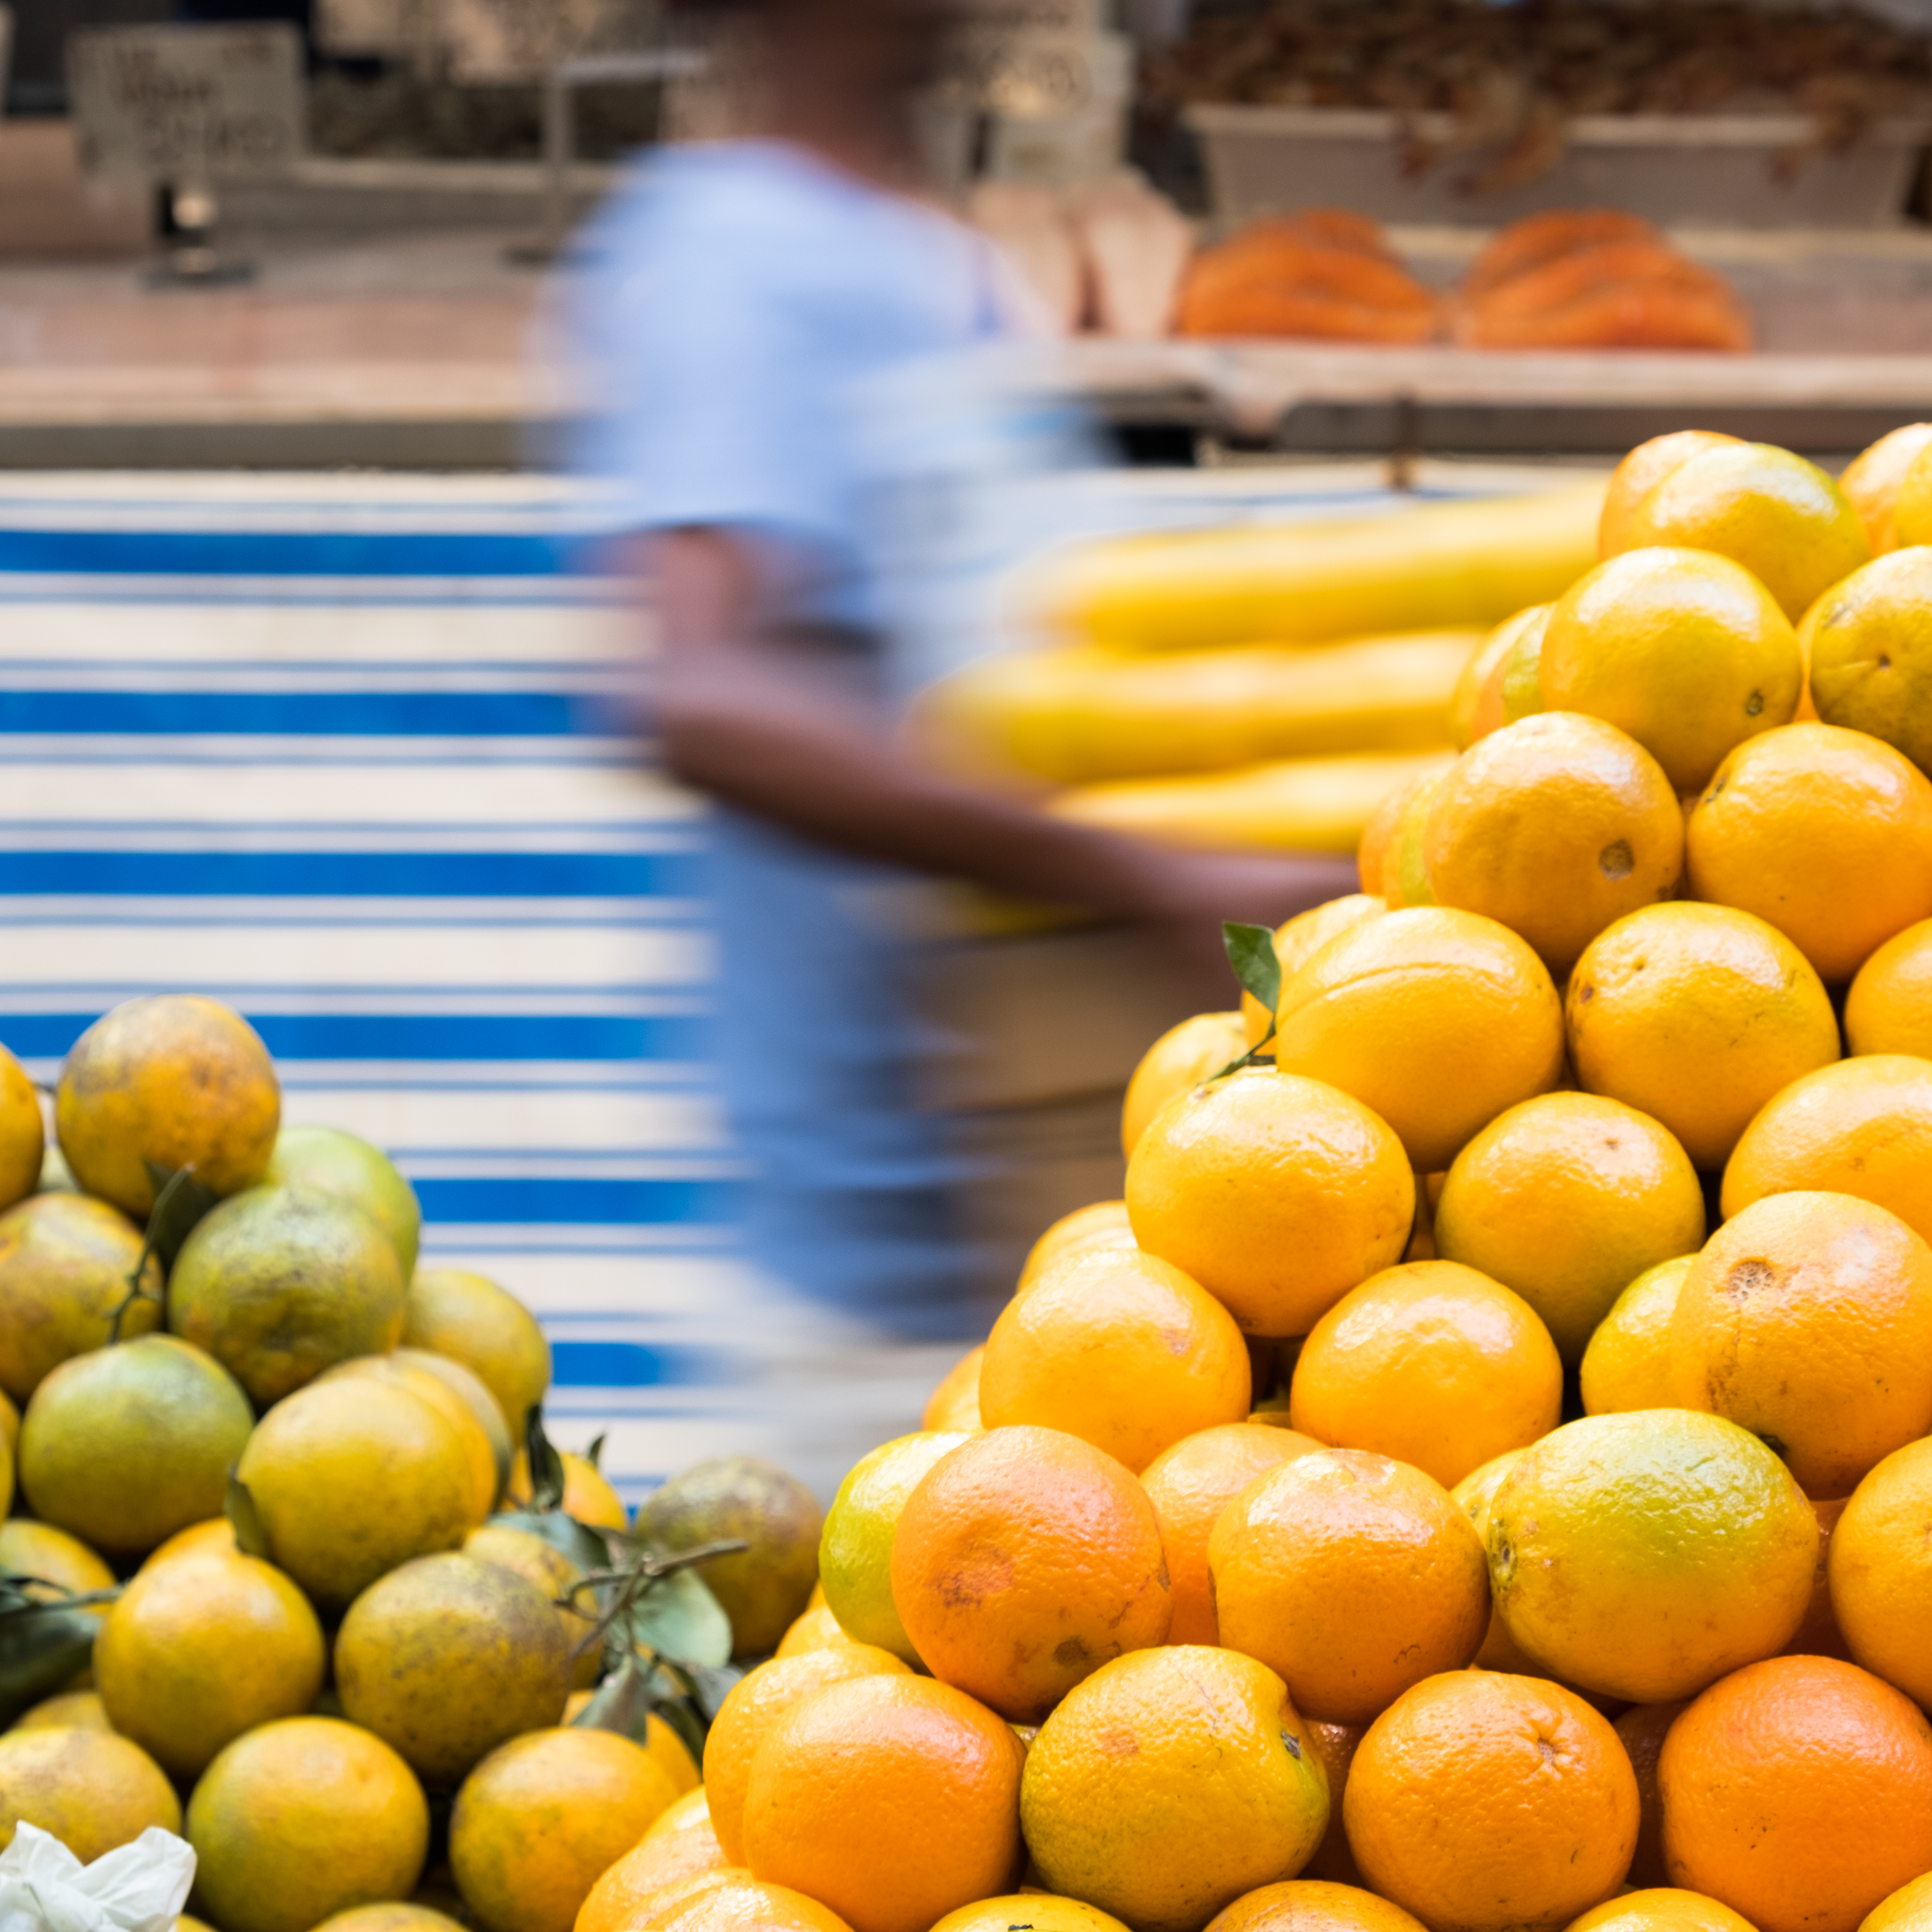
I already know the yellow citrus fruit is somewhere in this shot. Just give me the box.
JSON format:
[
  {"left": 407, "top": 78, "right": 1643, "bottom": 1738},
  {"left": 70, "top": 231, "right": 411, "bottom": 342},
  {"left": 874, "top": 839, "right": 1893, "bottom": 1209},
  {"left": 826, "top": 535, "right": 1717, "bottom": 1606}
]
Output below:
[
  {"left": 1613, "top": 440, "right": 1872, "bottom": 621},
  {"left": 1202, "top": 1879, "right": 1427, "bottom": 1932},
  {"left": 0, "top": 1045, "right": 43, "bottom": 1218},
  {"left": 573, "top": 1789, "right": 728, "bottom": 1932},
  {"left": 451, "top": 1727, "right": 679, "bottom": 1932},
  {"left": 395, "top": 1347, "right": 513, "bottom": 1492},
  {"left": 1565, "top": 902, "right": 1841, "bottom": 1170},
  {"left": 1894, "top": 440, "right": 1932, "bottom": 547},
  {"left": 1540, "top": 547, "right": 1804, "bottom": 792},
  {"left": 236, "top": 1375, "right": 476, "bottom": 1611},
  {"left": 1671, "top": 1191, "right": 1932, "bottom": 1500},
  {"left": 773, "top": 1602, "right": 859, "bottom": 1658},
  {"left": 95, "top": 1542, "right": 327, "bottom": 1779},
  {"left": 1849, "top": 918, "right": 1932, "bottom": 1058},
  {"left": 1452, "top": 605, "right": 1547, "bottom": 749},
  {"left": 1826, "top": 1437, "right": 1932, "bottom": 1711},
  {"left": 187, "top": 1718, "right": 429, "bottom": 1932},
  {"left": 1242, "top": 898, "right": 1387, "bottom": 1047},
  {"left": 1599, "top": 430, "right": 1744, "bottom": 558},
  {"left": 891, "top": 1424, "right": 1171, "bottom": 1723},
  {"left": 506, "top": 1448, "right": 628, "bottom": 1532},
  {"left": 1434, "top": 1092, "right": 1705, "bottom": 1363},
  {"left": 0, "top": 1727, "right": 180, "bottom": 1859},
  {"left": 168, "top": 1186, "right": 406, "bottom": 1408},
  {"left": 402, "top": 1268, "right": 552, "bottom": 1439},
  {"left": 0, "top": 1514, "right": 114, "bottom": 1604},
  {"left": 922, "top": 1345, "right": 983, "bottom": 1431},
  {"left": 932, "top": 1897, "right": 1132, "bottom": 1932},
  {"left": 313, "top": 1912, "right": 466, "bottom": 1932},
  {"left": 1024, "top": 1647, "right": 1329, "bottom": 1932},
  {"left": 14, "top": 1690, "right": 112, "bottom": 1732},
  {"left": 1343, "top": 1671, "right": 1639, "bottom": 1931},
  {"left": 1840, "top": 423, "right": 1932, "bottom": 553},
  {"left": 981, "top": 1247, "right": 1250, "bottom": 1473},
  {"left": 1864, "top": 1873, "right": 1932, "bottom": 1932},
  {"left": 1210, "top": 1448, "right": 1488, "bottom": 1724},
  {"left": 19, "top": 1333, "right": 252, "bottom": 1556},
  {"left": 703, "top": 1645, "right": 912, "bottom": 1864},
  {"left": 1486, "top": 1410, "right": 1818, "bottom": 1703},
  {"left": 1141, "top": 1422, "right": 1324, "bottom": 1646},
  {"left": 1579, "top": 1255, "right": 1696, "bottom": 1416},
  {"left": 743, "top": 1673, "right": 1024, "bottom": 1932},
  {"left": 1123, "top": 1012, "right": 1249, "bottom": 1156},
  {"left": 1497, "top": 604, "right": 1551, "bottom": 725},
  {"left": 1020, "top": 1200, "right": 1136, "bottom": 1284},
  {"left": 322, "top": 1354, "right": 499, "bottom": 1525},
  {"left": 56, "top": 994, "right": 280, "bottom": 1218},
  {"left": 1422, "top": 712, "right": 1683, "bottom": 973},
  {"left": 464, "top": 1522, "right": 596, "bottom": 1689},
  {"left": 1803, "top": 548, "right": 1932, "bottom": 779},
  {"left": 1689, "top": 722, "right": 1932, "bottom": 983},
  {"left": 1383, "top": 768, "right": 1445, "bottom": 910},
  {"left": 1286, "top": 1260, "right": 1562, "bottom": 1488},
  {"left": 1358, "top": 762, "right": 1452, "bottom": 896},
  {"left": 1451, "top": 1449, "right": 1540, "bottom": 1674},
  {"left": 336, "top": 1553, "right": 574, "bottom": 1787},
  {"left": 819, "top": 1430, "right": 971, "bottom": 1663},
  {"left": 622, "top": 1871, "right": 853, "bottom": 1932},
  {"left": 0, "top": 1193, "right": 162, "bottom": 1402},
  {"left": 1551, "top": 1891, "right": 1754, "bottom": 1931},
  {"left": 634, "top": 1457, "right": 823, "bottom": 1660},
  {"left": 1127, "top": 1067, "right": 1414, "bottom": 1338},
  {"left": 1274, "top": 907, "right": 1566, "bottom": 1175},
  {"left": 265, "top": 1123, "right": 421, "bottom": 1276},
  {"left": 1725, "top": 1055, "right": 1932, "bottom": 1248}
]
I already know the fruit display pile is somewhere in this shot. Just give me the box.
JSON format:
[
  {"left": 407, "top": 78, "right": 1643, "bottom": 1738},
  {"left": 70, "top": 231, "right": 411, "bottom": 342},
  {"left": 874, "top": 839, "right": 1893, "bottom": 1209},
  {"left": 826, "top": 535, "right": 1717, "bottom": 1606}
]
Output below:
[{"left": 15, "top": 418, "right": 1932, "bottom": 1932}]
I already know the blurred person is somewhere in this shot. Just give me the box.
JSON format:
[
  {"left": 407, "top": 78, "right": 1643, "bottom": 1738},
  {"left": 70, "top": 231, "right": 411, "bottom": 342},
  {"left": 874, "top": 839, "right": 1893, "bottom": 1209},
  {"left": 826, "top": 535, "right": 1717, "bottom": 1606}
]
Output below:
[{"left": 571, "top": 0, "right": 1355, "bottom": 1367}]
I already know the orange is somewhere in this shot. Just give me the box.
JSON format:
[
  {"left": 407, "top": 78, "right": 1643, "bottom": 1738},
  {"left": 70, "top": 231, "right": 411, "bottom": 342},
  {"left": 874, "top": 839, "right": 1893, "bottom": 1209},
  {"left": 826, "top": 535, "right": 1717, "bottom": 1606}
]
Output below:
[
  {"left": 1023, "top": 1647, "right": 1329, "bottom": 1932},
  {"left": 1451, "top": 1449, "right": 1539, "bottom": 1674},
  {"left": 1497, "top": 603, "right": 1555, "bottom": 727},
  {"left": 0, "top": 1728, "right": 180, "bottom": 1861},
  {"left": 1839, "top": 422, "right": 1932, "bottom": 552},
  {"left": 506, "top": 1448, "right": 627, "bottom": 1533},
  {"left": 1578, "top": 1256, "right": 1696, "bottom": 1416},
  {"left": 931, "top": 1897, "right": 1131, "bottom": 1932},
  {"left": 702, "top": 1645, "right": 911, "bottom": 1863},
  {"left": 1209, "top": 1448, "right": 1489, "bottom": 1725},
  {"left": 1300, "top": 1723, "right": 1368, "bottom": 1887},
  {"left": 1849, "top": 919, "right": 1932, "bottom": 1057},
  {"left": 1126, "top": 1067, "right": 1414, "bottom": 1338},
  {"left": 14, "top": 1691, "right": 111, "bottom": 1732},
  {"left": 1803, "top": 549, "right": 1932, "bottom": 779},
  {"left": 741, "top": 1673, "right": 1025, "bottom": 1932},
  {"left": 1785, "top": 1494, "right": 1852, "bottom": 1663},
  {"left": 890, "top": 1425, "right": 1170, "bottom": 1722},
  {"left": 1381, "top": 768, "right": 1447, "bottom": 910},
  {"left": 1140, "top": 1422, "right": 1324, "bottom": 1645},
  {"left": 1423, "top": 714, "right": 1683, "bottom": 972},
  {"left": 1615, "top": 1702, "right": 1689, "bottom": 1890},
  {"left": 1724, "top": 1056, "right": 1932, "bottom": 1247},
  {"left": 773, "top": 1602, "right": 860, "bottom": 1659},
  {"left": 1434, "top": 1092, "right": 1705, "bottom": 1363},
  {"left": 402, "top": 1267, "right": 551, "bottom": 1442},
  {"left": 1242, "top": 898, "right": 1387, "bottom": 1046},
  {"left": 1598, "top": 430, "right": 1743, "bottom": 557},
  {"left": 1286, "top": 1260, "right": 1562, "bottom": 1488},
  {"left": 1611, "top": 440, "right": 1871, "bottom": 622},
  {"left": 187, "top": 1718, "right": 429, "bottom": 1932},
  {"left": 980, "top": 1247, "right": 1250, "bottom": 1473},
  {"left": 1687, "top": 723, "right": 1932, "bottom": 983},
  {"left": 1358, "top": 765, "right": 1436, "bottom": 896},
  {"left": 0, "top": 1045, "right": 41, "bottom": 1219},
  {"left": 922, "top": 1345, "right": 984, "bottom": 1431},
  {"left": 1565, "top": 903, "right": 1841, "bottom": 1170},
  {"left": 1889, "top": 439, "right": 1932, "bottom": 547},
  {"left": 1124, "top": 1012, "right": 1249, "bottom": 1155},
  {"left": 621, "top": 1872, "right": 852, "bottom": 1932},
  {"left": 450, "top": 1728, "right": 680, "bottom": 1932},
  {"left": 1204, "top": 1882, "right": 1426, "bottom": 1931},
  {"left": 1565, "top": 1895, "right": 1757, "bottom": 1932},
  {"left": 1486, "top": 1412, "right": 1818, "bottom": 1703},
  {"left": 1540, "top": 547, "right": 1803, "bottom": 792},
  {"left": 1828, "top": 1436, "right": 1932, "bottom": 1706},
  {"left": 1274, "top": 907, "right": 1566, "bottom": 1173},
  {"left": 573, "top": 1790, "right": 728, "bottom": 1932},
  {"left": 324, "top": 1355, "right": 499, "bottom": 1527},
  {"left": 1659, "top": 1654, "right": 1932, "bottom": 1932},
  {"left": 1452, "top": 604, "right": 1551, "bottom": 748},
  {"left": 464, "top": 1522, "right": 597, "bottom": 1690},
  {"left": 1019, "top": 1200, "right": 1135, "bottom": 1285},
  {"left": 1345, "top": 1671, "right": 1638, "bottom": 1930},
  {"left": 0, "top": 1193, "right": 162, "bottom": 1403},
  {"left": 1671, "top": 1191, "right": 1932, "bottom": 1499},
  {"left": 1866, "top": 1875, "right": 1932, "bottom": 1932}
]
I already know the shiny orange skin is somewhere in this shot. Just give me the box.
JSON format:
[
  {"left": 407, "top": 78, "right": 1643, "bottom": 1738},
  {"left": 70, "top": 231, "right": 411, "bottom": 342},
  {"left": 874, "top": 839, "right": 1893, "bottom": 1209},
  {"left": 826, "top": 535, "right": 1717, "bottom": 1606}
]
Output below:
[
  {"left": 1848, "top": 918, "right": 1932, "bottom": 1058},
  {"left": 1659, "top": 1655, "right": 1932, "bottom": 1931},
  {"left": 1243, "top": 899, "right": 1386, "bottom": 1047},
  {"left": 1274, "top": 907, "right": 1567, "bottom": 1174},
  {"left": 1566, "top": 903, "right": 1841, "bottom": 1170},
  {"left": 1785, "top": 1495, "right": 1853, "bottom": 1663},
  {"left": 1687, "top": 723, "right": 1932, "bottom": 984},
  {"left": 0, "top": 1193, "right": 162, "bottom": 1403},
  {"left": 741, "top": 1673, "right": 1025, "bottom": 1932},
  {"left": 1204, "top": 1883, "right": 1426, "bottom": 1931},
  {"left": 1829, "top": 1437, "right": 1932, "bottom": 1707},
  {"left": 1209, "top": 1449, "right": 1490, "bottom": 1725},
  {"left": 573, "top": 1790, "right": 728, "bottom": 1932},
  {"left": 1841, "top": 423, "right": 1932, "bottom": 554},
  {"left": 1346, "top": 1671, "right": 1639, "bottom": 1931},
  {"left": 1423, "top": 713, "right": 1684, "bottom": 973},
  {"left": 1864, "top": 1873, "right": 1932, "bottom": 1931},
  {"left": 1725, "top": 1056, "right": 1932, "bottom": 1249},
  {"left": 1124, "top": 1013, "right": 1249, "bottom": 1157},
  {"left": 922, "top": 1345, "right": 983, "bottom": 1432},
  {"left": 1358, "top": 766, "right": 1445, "bottom": 895},
  {"left": 1565, "top": 1894, "right": 1757, "bottom": 1932},
  {"left": 1287, "top": 1261, "right": 1562, "bottom": 1488},
  {"left": 702, "top": 1645, "right": 911, "bottom": 1864},
  {"left": 1615, "top": 1701, "right": 1689, "bottom": 1890},
  {"left": 1019, "top": 1201, "right": 1136, "bottom": 1285},
  {"left": 981, "top": 1247, "right": 1251, "bottom": 1473},
  {"left": 1126, "top": 1068, "right": 1415, "bottom": 1338},
  {"left": 1452, "top": 606, "right": 1549, "bottom": 750},
  {"left": 1300, "top": 1723, "right": 1368, "bottom": 1887},
  {"left": 1599, "top": 431, "right": 1743, "bottom": 558},
  {"left": 1671, "top": 1191, "right": 1932, "bottom": 1500},
  {"left": 1140, "top": 1423, "right": 1325, "bottom": 1645},
  {"left": 890, "top": 1426, "right": 1170, "bottom": 1723},
  {"left": 620, "top": 1872, "right": 852, "bottom": 1932}
]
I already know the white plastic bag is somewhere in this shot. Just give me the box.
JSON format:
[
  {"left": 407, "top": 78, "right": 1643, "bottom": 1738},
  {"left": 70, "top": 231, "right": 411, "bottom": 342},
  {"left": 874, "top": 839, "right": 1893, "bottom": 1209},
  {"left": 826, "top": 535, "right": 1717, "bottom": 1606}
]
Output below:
[{"left": 0, "top": 1824, "right": 196, "bottom": 1932}]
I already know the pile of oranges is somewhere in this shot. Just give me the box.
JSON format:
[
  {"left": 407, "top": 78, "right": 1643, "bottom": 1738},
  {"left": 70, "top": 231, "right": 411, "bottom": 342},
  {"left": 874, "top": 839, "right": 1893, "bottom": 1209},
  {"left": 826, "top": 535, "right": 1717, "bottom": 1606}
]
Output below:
[{"left": 645, "top": 424, "right": 1932, "bottom": 1932}]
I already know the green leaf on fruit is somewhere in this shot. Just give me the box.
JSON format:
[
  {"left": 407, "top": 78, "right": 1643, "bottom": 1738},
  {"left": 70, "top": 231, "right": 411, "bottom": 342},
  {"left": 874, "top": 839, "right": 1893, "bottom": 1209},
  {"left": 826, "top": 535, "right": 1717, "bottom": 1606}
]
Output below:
[
  {"left": 524, "top": 1404, "right": 568, "bottom": 1515},
  {"left": 141, "top": 1160, "right": 221, "bottom": 1269},
  {"left": 1223, "top": 921, "right": 1281, "bottom": 1012},
  {"left": 225, "top": 1473, "right": 272, "bottom": 1560}
]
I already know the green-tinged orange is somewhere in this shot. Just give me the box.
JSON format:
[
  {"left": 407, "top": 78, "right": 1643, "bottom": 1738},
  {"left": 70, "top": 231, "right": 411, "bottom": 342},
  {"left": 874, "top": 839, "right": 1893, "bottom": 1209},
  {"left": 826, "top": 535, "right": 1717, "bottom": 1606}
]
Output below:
[
  {"left": 1803, "top": 547, "right": 1932, "bottom": 779},
  {"left": 0, "top": 1727, "right": 180, "bottom": 1859},
  {"left": 265, "top": 1123, "right": 422, "bottom": 1276},
  {"left": 402, "top": 1268, "right": 552, "bottom": 1441},
  {"left": 0, "top": 1193, "right": 162, "bottom": 1403},
  {"left": 1579, "top": 1256, "right": 1695, "bottom": 1416}
]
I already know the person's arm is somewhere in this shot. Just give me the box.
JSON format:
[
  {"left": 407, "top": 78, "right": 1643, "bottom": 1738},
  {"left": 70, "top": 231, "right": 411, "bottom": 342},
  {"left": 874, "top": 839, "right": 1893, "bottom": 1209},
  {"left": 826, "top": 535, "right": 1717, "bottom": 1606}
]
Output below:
[{"left": 646, "top": 527, "right": 1360, "bottom": 934}]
